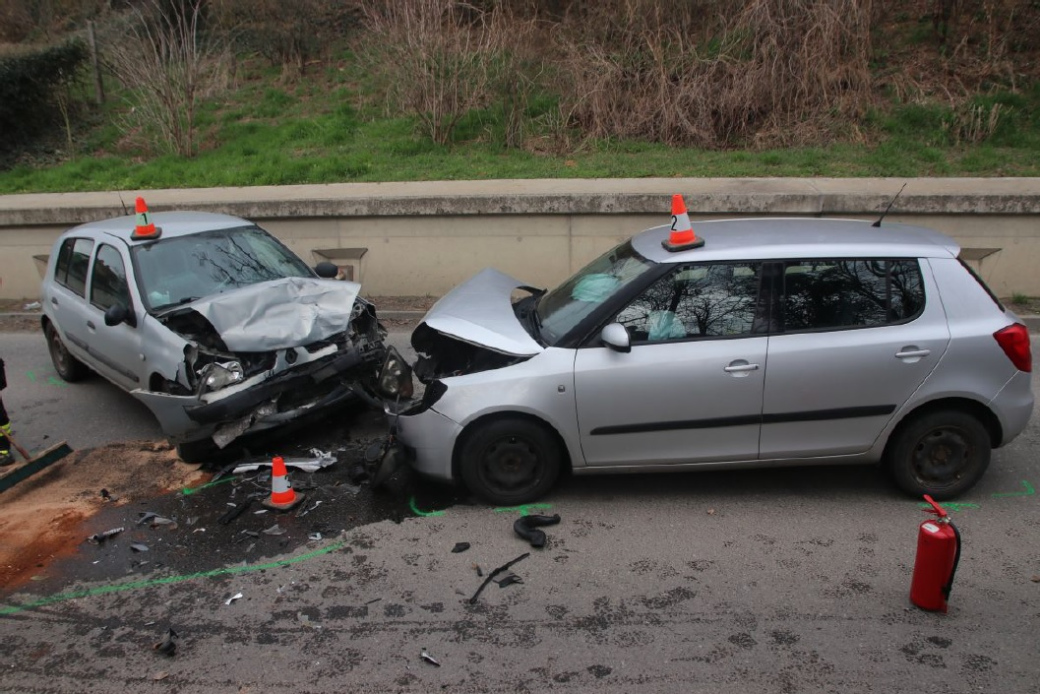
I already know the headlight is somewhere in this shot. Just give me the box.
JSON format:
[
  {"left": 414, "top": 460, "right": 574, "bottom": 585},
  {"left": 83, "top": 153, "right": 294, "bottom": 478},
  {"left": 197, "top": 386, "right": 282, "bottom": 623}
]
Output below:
[
  {"left": 377, "top": 347, "right": 414, "bottom": 399},
  {"left": 200, "top": 361, "right": 245, "bottom": 392}
]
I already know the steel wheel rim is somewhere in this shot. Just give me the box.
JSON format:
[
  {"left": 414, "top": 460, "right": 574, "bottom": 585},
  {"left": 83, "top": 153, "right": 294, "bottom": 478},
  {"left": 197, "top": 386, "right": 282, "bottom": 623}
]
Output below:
[
  {"left": 478, "top": 434, "right": 544, "bottom": 496},
  {"left": 911, "top": 426, "right": 974, "bottom": 488}
]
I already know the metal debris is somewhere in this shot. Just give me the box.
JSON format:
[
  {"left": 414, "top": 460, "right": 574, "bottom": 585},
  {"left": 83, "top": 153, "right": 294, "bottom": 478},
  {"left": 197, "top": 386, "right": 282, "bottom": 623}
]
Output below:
[
  {"left": 297, "top": 612, "right": 322, "bottom": 629},
  {"left": 88, "top": 527, "right": 125, "bottom": 544},
  {"left": 153, "top": 672, "right": 169, "bottom": 681},
  {"left": 137, "top": 512, "right": 177, "bottom": 528},
  {"left": 130, "top": 543, "right": 150, "bottom": 553},
  {"left": 309, "top": 532, "right": 323, "bottom": 541},
  {"left": 297, "top": 500, "right": 322, "bottom": 518},
  {"left": 225, "top": 593, "right": 243, "bottom": 606},
  {"left": 262, "top": 524, "right": 286, "bottom": 536},
  {"left": 468, "top": 553, "right": 530, "bottom": 604},
  {"left": 451, "top": 542, "right": 471, "bottom": 554},
  {"left": 232, "top": 454, "right": 336, "bottom": 475},
  {"left": 420, "top": 649, "right": 441, "bottom": 667},
  {"left": 153, "top": 629, "right": 178, "bottom": 656},
  {"left": 495, "top": 572, "right": 523, "bottom": 588}
]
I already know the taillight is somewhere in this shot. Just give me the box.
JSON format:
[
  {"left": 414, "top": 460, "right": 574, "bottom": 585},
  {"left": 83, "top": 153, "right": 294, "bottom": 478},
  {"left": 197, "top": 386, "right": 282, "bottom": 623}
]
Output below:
[{"left": 994, "top": 323, "right": 1032, "bottom": 372}]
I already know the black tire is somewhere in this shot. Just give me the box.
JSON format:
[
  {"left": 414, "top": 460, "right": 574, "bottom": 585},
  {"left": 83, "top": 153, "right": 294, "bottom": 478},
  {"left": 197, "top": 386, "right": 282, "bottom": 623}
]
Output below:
[
  {"left": 176, "top": 438, "right": 218, "bottom": 464},
  {"left": 458, "top": 417, "right": 562, "bottom": 505},
  {"left": 45, "top": 323, "right": 89, "bottom": 382},
  {"left": 887, "top": 410, "right": 991, "bottom": 500}
]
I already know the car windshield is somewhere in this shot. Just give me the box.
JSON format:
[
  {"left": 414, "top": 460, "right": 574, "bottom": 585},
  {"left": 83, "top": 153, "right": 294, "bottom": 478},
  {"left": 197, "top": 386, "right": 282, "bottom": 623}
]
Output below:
[
  {"left": 132, "top": 226, "right": 313, "bottom": 311},
  {"left": 536, "top": 240, "right": 657, "bottom": 344}
]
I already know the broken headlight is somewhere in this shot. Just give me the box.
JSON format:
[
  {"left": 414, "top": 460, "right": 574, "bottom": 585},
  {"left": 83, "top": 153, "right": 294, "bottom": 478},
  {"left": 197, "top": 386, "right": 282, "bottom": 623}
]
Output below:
[
  {"left": 199, "top": 361, "right": 245, "bottom": 392},
  {"left": 377, "top": 346, "right": 414, "bottom": 399}
]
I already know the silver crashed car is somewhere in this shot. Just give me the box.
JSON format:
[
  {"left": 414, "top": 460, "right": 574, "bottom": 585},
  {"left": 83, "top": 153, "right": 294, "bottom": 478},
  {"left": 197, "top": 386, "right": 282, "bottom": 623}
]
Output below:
[
  {"left": 40, "top": 205, "right": 386, "bottom": 461},
  {"left": 376, "top": 217, "right": 1034, "bottom": 505}
]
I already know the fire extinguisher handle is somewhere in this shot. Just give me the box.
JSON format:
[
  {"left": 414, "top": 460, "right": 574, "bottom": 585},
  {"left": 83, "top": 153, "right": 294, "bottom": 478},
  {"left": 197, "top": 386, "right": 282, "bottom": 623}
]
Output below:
[{"left": 922, "top": 494, "right": 948, "bottom": 518}]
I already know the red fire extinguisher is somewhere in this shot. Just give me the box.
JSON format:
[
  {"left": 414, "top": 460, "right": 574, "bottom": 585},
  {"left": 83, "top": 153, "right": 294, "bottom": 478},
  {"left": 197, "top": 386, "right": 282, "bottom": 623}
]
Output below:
[{"left": 910, "top": 494, "right": 961, "bottom": 613}]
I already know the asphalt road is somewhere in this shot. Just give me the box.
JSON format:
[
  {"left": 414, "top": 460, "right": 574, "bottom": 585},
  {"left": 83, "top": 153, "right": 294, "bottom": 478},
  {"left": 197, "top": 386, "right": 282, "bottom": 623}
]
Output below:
[{"left": 1, "top": 331, "right": 1039, "bottom": 693}]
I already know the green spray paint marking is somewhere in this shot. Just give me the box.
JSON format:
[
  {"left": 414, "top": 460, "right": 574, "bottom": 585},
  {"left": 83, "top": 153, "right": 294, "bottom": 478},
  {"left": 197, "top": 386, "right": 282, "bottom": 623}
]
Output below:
[
  {"left": 180, "top": 476, "right": 235, "bottom": 496},
  {"left": 26, "top": 371, "right": 35, "bottom": 383},
  {"left": 991, "top": 480, "right": 1035, "bottom": 498},
  {"left": 0, "top": 540, "right": 345, "bottom": 617},
  {"left": 493, "top": 503, "right": 553, "bottom": 516},
  {"left": 409, "top": 496, "right": 445, "bottom": 517},
  {"left": 918, "top": 501, "right": 980, "bottom": 512}
]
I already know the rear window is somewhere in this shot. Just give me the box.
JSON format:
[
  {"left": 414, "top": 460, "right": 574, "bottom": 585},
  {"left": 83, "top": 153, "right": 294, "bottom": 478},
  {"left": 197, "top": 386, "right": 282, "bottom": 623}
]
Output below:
[
  {"left": 781, "top": 259, "right": 925, "bottom": 332},
  {"left": 957, "top": 258, "right": 1004, "bottom": 310}
]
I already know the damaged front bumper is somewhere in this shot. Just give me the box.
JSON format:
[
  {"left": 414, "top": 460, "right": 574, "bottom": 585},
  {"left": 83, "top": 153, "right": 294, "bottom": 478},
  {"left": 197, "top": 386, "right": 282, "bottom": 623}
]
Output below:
[{"left": 134, "top": 343, "right": 384, "bottom": 448}]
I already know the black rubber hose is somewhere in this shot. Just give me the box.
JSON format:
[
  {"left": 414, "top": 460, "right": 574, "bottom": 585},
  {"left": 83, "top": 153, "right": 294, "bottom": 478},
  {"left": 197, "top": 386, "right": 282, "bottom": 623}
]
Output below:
[
  {"left": 513, "top": 514, "right": 561, "bottom": 548},
  {"left": 942, "top": 521, "right": 962, "bottom": 600}
]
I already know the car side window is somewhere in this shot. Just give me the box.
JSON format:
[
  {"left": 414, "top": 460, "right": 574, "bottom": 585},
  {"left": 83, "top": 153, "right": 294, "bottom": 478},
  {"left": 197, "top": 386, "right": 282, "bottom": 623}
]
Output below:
[
  {"left": 781, "top": 259, "right": 924, "bottom": 332},
  {"left": 90, "top": 244, "right": 131, "bottom": 312},
  {"left": 54, "top": 238, "right": 94, "bottom": 298},
  {"left": 616, "top": 262, "right": 763, "bottom": 343}
]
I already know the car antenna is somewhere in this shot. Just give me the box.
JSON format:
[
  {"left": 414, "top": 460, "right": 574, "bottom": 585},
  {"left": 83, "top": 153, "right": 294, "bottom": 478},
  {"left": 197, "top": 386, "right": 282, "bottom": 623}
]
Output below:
[
  {"left": 872, "top": 182, "right": 908, "bottom": 227},
  {"left": 117, "top": 192, "right": 129, "bottom": 216}
]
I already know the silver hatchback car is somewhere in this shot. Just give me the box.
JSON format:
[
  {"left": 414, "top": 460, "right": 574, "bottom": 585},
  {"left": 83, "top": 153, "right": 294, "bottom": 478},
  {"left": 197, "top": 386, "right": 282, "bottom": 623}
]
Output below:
[
  {"left": 377, "top": 216, "right": 1033, "bottom": 505},
  {"left": 40, "top": 202, "right": 386, "bottom": 461}
]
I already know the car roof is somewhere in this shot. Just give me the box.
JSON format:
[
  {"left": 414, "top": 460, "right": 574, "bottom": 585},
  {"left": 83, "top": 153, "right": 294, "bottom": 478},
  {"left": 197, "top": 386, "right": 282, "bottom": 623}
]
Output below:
[
  {"left": 632, "top": 218, "right": 961, "bottom": 264},
  {"left": 65, "top": 211, "right": 252, "bottom": 245}
]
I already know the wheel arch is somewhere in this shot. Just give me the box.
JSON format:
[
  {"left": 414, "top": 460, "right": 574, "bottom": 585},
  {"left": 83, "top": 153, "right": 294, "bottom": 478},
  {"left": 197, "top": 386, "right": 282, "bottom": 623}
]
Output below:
[
  {"left": 451, "top": 411, "right": 574, "bottom": 484},
  {"left": 885, "top": 397, "right": 1002, "bottom": 459}
]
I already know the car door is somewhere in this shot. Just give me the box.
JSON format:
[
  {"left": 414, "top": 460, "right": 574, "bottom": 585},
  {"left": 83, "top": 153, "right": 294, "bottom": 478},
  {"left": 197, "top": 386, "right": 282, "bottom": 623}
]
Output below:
[
  {"left": 574, "top": 261, "right": 768, "bottom": 467},
  {"left": 81, "top": 242, "right": 145, "bottom": 391},
  {"left": 45, "top": 236, "right": 96, "bottom": 366},
  {"left": 759, "top": 258, "right": 951, "bottom": 459}
]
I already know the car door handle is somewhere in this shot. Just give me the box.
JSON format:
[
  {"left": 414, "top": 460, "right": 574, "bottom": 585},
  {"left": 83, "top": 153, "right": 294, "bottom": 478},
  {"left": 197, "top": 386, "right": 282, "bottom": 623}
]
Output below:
[
  {"left": 86, "top": 320, "right": 96, "bottom": 330},
  {"left": 895, "top": 349, "right": 930, "bottom": 359},
  {"left": 51, "top": 297, "right": 59, "bottom": 307},
  {"left": 724, "top": 362, "right": 760, "bottom": 373}
]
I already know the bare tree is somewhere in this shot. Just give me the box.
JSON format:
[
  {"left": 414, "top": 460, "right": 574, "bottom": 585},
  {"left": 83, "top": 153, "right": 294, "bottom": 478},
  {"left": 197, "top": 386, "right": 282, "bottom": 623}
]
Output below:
[{"left": 105, "top": 0, "right": 223, "bottom": 157}]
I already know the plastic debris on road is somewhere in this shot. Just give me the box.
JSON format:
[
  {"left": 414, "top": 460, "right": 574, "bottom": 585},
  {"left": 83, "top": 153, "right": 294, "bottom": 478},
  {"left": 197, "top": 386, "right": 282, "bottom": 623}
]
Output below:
[
  {"left": 88, "top": 527, "right": 125, "bottom": 544},
  {"left": 451, "top": 542, "right": 471, "bottom": 553},
  {"left": 225, "top": 592, "right": 243, "bottom": 606},
  {"left": 420, "top": 649, "right": 441, "bottom": 667}
]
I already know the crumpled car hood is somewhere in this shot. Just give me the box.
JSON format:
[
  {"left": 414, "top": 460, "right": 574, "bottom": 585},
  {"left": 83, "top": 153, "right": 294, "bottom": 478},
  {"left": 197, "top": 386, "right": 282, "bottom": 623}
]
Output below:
[
  {"left": 418, "top": 268, "right": 543, "bottom": 357},
  {"left": 177, "top": 277, "right": 361, "bottom": 351}
]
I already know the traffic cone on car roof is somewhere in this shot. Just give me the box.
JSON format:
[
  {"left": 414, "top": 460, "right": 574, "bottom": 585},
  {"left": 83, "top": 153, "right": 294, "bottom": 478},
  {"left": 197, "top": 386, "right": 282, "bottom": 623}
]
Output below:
[
  {"left": 662, "top": 194, "right": 705, "bottom": 252},
  {"left": 131, "top": 196, "right": 161, "bottom": 240},
  {"left": 263, "top": 456, "right": 305, "bottom": 511}
]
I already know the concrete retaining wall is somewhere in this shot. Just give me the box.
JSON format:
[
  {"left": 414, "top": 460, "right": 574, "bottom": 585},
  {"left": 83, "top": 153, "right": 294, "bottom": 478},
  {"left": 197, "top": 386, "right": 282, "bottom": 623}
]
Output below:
[{"left": 1, "top": 178, "right": 1039, "bottom": 299}]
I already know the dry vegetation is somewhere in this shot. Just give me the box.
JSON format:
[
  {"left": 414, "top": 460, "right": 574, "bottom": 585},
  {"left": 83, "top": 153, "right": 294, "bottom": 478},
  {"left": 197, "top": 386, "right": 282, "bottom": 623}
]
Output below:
[{"left": 3, "top": 0, "right": 1040, "bottom": 159}]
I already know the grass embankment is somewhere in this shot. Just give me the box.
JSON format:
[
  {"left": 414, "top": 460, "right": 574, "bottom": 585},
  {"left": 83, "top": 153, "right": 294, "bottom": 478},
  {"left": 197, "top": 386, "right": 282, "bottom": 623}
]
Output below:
[{"left": 3, "top": 54, "right": 1040, "bottom": 194}]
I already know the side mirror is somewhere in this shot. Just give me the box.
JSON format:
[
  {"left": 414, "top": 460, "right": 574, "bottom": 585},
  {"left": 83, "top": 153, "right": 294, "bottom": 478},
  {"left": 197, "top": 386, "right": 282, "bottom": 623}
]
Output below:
[
  {"left": 315, "top": 261, "right": 339, "bottom": 279},
  {"left": 600, "top": 323, "right": 631, "bottom": 353},
  {"left": 104, "top": 304, "right": 131, "bottom": 327}
]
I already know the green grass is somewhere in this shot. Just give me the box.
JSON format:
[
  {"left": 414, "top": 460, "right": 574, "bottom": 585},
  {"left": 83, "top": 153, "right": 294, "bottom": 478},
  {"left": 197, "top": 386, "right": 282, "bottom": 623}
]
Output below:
[{"left": 5, "top": 56, "right": 1040, "bottom": 193}]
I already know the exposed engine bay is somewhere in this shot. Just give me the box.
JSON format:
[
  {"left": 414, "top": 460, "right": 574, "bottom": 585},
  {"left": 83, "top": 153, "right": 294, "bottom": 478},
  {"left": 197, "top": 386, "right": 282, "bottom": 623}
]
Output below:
[{"left": 411, "top": 322, "right": 527, "bottom": 382}]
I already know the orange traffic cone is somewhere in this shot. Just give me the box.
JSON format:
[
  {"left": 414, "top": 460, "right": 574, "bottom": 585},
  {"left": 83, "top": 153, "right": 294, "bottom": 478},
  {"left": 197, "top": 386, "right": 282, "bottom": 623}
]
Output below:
[
  {"left": 263, "top": 456, "right": 305, "bottom": 511},
  {"left": 131, "top": 196, "right": 161, "bottom": 240},
  {"left": 662, "top": 194, "right": 705, "bottom": 251}
]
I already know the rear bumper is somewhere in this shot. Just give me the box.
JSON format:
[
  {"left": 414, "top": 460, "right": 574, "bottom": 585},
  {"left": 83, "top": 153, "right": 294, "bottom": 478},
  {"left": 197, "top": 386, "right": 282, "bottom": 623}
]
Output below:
[{"left": 989, "top": 370, "right": 1034, "bottom": 446}]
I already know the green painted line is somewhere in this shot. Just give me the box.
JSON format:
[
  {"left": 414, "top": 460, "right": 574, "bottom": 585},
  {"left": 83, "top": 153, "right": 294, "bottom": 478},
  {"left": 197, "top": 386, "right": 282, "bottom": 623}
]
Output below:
[
  {"left": 408, "top": 496, "right": 445, "bottom": 517},
  {"left": 991, "top": 480, "right": 1035, "bottom": 498},
  {"left": 26, "top": 371, "right": 35, "bottom": 383},
  {"left": 180, "top": 476, "right": 235, "bottom": 496},
  {"left": 493, "top": 503, "right": 553, "bottom": 516},
  {"left": 918, "top": 501, "right": 979, "bottom": 512},
  {"left": 0, "top": 540, "right": 346, "bottom": 617}
]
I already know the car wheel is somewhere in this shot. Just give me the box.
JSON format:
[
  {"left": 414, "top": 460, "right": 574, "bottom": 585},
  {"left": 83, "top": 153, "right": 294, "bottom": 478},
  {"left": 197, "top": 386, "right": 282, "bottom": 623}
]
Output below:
[
  {"left": 45, "top": 323, "right": 89, "bottom": 382},
  {"left": 887, "top": 410, "right": 991, "bottom": 500},
  {"left": 459, "top": 418, "right": 562, "bottom": 506},
  {"left": 176, "top": 438, "right": 217, "bottom": 464}
]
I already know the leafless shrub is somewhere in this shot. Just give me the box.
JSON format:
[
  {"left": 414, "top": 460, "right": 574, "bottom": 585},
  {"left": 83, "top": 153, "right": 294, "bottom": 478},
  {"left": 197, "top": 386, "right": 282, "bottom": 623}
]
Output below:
[
  {"left": 553, "top": 0, "right": 874, "bottom": 148},
  {"left": 357, "top": 0, "right": 543, "bottom": 146},
  {"left": 209, "top": 0, "right": 358, "bottom": 80},
  {"left": 103, "top": 0, "right": 225, "bottom": 157}
]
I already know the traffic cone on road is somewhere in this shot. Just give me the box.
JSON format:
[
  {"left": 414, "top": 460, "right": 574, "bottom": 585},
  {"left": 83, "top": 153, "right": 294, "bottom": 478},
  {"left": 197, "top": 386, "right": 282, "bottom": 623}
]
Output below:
[
  {"left": 662, "top": 194, "right": 705, "bottom": 251},
  {"left": 263, "top": 456, "right": 304, "bottom": 511}
]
